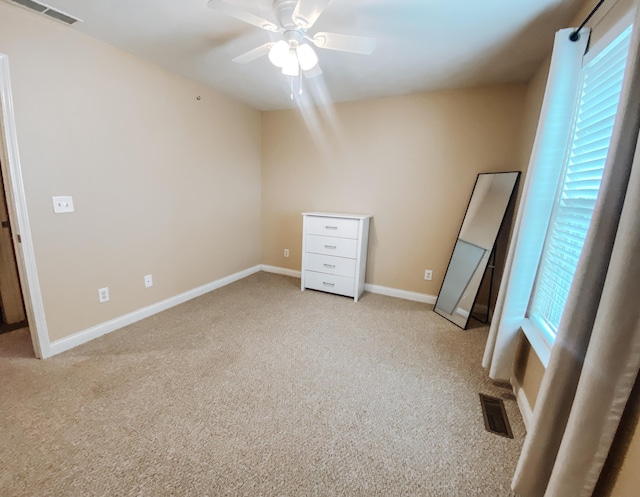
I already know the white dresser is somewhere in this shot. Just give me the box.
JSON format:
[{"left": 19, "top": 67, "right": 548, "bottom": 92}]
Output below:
[{"left": 301, "top": 212, "right": 372, "bottom": 302}]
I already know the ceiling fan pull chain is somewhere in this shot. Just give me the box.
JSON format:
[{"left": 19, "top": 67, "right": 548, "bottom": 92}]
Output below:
[
  {"left": 290, "top": 77, "right": 294, "bottom": 100},
  {"left": 299, "top": 71, "right": 303, "bottom": 95}
]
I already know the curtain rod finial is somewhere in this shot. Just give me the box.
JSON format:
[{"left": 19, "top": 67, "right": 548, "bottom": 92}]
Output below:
[{"left": 569, "top": 0, "right": 606, "bottom": 43}]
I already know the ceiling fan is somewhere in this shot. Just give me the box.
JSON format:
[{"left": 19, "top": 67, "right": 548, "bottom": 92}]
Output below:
[{"left": 207, "top": 0, "right": 376, "bottom": 78}]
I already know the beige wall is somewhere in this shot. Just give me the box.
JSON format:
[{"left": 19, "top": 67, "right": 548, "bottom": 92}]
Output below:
[
  {"left": 0, "top": 3, "right": 262, "bottom": 342},
  {"left": 262, "top": 85, "right": 526, "bottom": 295},
  {"left": 514, "top": 335, "right": 546, "bottom": 410}
]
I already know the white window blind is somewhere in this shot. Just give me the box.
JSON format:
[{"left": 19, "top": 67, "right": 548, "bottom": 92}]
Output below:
[{"left": 528, "top": 25, "right": 633, "bottom": 341}]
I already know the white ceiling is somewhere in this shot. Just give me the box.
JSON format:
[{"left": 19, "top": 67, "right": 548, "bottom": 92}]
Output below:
[{"left": 30, "top": 0, "right": 584, "bottom": 111}]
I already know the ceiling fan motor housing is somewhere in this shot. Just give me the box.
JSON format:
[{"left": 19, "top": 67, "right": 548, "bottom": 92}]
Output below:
[{"left": 274, "top": 0, "right": 302, "bottom": 29}]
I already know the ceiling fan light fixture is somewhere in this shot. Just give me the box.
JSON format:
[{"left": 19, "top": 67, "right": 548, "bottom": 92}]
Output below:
[
  {"left": 268, "top": 40, "right": 289, "bottom": 68},
  {"left": 281, "top": 49, "right": 300, "bottom": 76},
  {"left": 297, "top": 43, "right": 318, "bottom": 71}
]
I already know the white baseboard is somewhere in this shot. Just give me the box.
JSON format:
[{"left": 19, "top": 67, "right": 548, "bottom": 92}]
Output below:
[
  {"left": 364, "top": 283, "right": 437, "bottom": 304},
  {"left": 261, "top": 265, "right": 301, "bottom": 278},
  {"left": 261, "top": 265, "right": 437, "bottom": 304},
  {"left": 511, "top": 376, "right": 533, "bottom": 431},
  {"left": 48, "top": 265, "right": 262, "bottom": 357},
  {"left": 48, "top": 265, "right": 435, "bottom": 357}
]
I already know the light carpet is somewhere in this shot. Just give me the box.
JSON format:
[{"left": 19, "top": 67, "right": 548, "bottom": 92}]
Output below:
[{"left": 0, "top": 272, "right": 524, "bottom": 496}]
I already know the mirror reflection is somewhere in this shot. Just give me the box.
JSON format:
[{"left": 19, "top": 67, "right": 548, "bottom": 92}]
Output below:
[{"left": 434, "top": 172, "right": 520, "bottom": 329}]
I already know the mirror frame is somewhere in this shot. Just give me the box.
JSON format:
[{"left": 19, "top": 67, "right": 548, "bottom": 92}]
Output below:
[{"left": 434, "top": 171, "right": 521, "bottom": 329}]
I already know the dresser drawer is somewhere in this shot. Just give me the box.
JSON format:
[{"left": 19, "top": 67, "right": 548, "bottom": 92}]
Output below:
[
  {"left": 306, "top": 235, "right": 358, "bottom": 259},
  {"left": 304, "top": 271, "right": 355, "bottom": 297},
  {"left": 305, "top": 253, "right": 356, "bottom": 278},
  {"left": 306, "top": 216, "right": 359, "bottom": 239}
]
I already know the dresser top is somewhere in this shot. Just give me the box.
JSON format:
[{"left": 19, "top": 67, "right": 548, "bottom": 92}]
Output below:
[{"left": 302, "top": 212, "right": 372, "bottom": 220}]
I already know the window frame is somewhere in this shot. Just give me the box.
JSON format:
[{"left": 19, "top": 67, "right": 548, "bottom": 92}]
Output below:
[{"left": 520, "top": 12, "right": 635, "bottom": 366}]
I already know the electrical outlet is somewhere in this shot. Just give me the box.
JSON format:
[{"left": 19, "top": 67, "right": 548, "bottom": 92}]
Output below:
[
  {"left": 424, "top": 270, "right": 433, "bottom": 281},
  {"left": 144, "top": 274, "right": 153, "bottom": 288},
  {"left": 98, "top": 287, "right": 109, "bottom": 303},
  {"left": 284, "top": 249, "right": 289, "bottom": 257}
]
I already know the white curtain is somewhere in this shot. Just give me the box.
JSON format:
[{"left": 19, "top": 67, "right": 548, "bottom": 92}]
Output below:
[
  {"left": 512, "top": 6, "right": 640, "bottom": 495},
  {"left": 482, "top": 28, "right": 589, "bottom": 380}
]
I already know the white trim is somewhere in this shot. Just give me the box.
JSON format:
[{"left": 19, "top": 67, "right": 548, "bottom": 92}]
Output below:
[
  {"left": 48, "top": 265, "right": 261, "bottom": 357},
  {"left": 511, "top": 375, "right": 533, "bottom": 432},
  {"left": 301, "top": 212, "right": 372, "bottom": 220},
  {"left": 0, "top": 54, "right": 50, "bottom": 358},
  {"left": 261, "top": 264, "right": 301, "bottom": 278},
  {"left": 260, "top": 265, "right": 438, "bottom": 304},
  {"left": 583, "top": 8, "right": 635, "bottom": 66},
  {"left": 520, "top": 318, "right": 552, "bottom": 368},
  {"left": 364, "top": 283, "right": 437, "bottom": 304},
  {"left": 47, "top": 265, "right": 438, "bottom": 356}
]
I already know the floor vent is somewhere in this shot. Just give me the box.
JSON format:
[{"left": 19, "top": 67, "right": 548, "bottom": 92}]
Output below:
[
  {"left": 479, "top": 393, "right": 513, "bottom": 438},
  {"left": 10, "top": 0, "right": 81, "bottom": 25}
]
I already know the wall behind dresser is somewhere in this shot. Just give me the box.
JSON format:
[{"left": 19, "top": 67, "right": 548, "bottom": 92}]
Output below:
[{"left": 262, "top": 84, "right": 526, "bottom": 296}]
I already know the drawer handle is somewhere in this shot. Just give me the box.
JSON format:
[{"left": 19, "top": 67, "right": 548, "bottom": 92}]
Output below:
[
  {"left": 323, "top": 264, "right": 336, "bottom": 269},
  {"left": 324, "top": 245, "right": 337, "bottom": 249},
  {"left": 325, "top": 225, "right": 338, "bottom": 230},
  {"left": 322, "top": 282, "right": 335, "bottom": 287}
]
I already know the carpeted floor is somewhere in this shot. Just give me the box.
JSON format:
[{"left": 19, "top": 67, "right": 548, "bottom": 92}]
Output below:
[{"left": 0, "top": 272, "right": 524, "bottom": 496}]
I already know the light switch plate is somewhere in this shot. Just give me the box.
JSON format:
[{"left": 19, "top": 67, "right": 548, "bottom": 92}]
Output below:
[{"left": 52, "top": 196, "right": 74, "bottom": 213}]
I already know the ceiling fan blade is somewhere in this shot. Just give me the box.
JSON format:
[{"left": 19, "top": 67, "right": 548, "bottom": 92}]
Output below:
[
  {"left": 303, "top": 64, "right": 323, "bottom": 79},
  {"left": 232, "top": 43, "right": 274, "bottom": 64},
  {"left": 312, "top": 32, "right": 376, "bottom": 55},
  {"left": 207, "top": 0, "right": 279, "bottom": 32},
  {"left": 292, "top": 0, "right": 330, "bottom": 28}
]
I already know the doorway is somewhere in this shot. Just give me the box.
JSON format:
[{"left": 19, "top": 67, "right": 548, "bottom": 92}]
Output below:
[
  {"left": 0, "top": 53, "right": 48, "bottom": 358},
  {"left": 0, "top": 161, "right": 27, "bottom": 334}
]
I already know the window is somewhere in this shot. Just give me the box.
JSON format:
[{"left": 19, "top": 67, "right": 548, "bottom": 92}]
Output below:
[{"left": 527, "top": 25, "right": 633, "bottom": 344}]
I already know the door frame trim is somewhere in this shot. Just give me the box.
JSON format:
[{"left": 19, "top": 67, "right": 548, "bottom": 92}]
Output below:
[{"left": 0, "top": 54, "right": 50, "bottom": 358}]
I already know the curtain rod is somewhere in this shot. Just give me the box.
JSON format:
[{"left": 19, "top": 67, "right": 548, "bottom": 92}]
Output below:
[{"left": 570, "top": 0, "right": 606, "bottom": 41}]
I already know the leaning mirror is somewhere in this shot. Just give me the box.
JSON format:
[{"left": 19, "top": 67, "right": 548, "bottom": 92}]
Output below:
[{"left": 434, "top": 172, "right": 520, "bottom": 329}]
